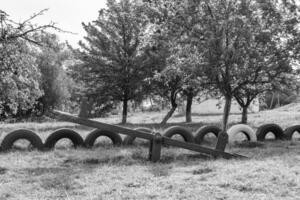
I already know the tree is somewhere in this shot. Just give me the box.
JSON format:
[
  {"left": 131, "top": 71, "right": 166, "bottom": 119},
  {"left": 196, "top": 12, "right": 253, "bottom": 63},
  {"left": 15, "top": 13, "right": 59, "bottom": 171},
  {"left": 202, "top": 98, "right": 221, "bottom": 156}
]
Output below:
[
  {"left": 168, "top": 45, "right": 206, "bottom": 122},
  {"left": 73, "top": 0, "right": 153, "bottom": 123},
  {"left": 234, "top": 68, "right": 295, "bottom": 124},
  {"left": 146, "top": 0, "right": 299, "bottom": 129},
  {"left": 0, "top": 40, "right": 42, "bottom": 118},
  {"left": 231, "top": 0, "right": 300, "bottom": 123},
  {"left": 35, "top": 33, "right": 73, "bottom": 113},
  {"left": 185, "top": 0, "right": 299, "bottom": 129},
  {"left": 0, "top": 9, "right": 61, "bottom": 45},
  {"left": 196, "top": 0, "right": 298, "bottom": 125},
  {"left": 151, "top": 64, "right": 183, "bottom": 124},
  {"left": 144, "top": 0, "right": 207, "bottom": 123},
  {"left": 0, "top": 9, "right": 65, "bottom": 119}
]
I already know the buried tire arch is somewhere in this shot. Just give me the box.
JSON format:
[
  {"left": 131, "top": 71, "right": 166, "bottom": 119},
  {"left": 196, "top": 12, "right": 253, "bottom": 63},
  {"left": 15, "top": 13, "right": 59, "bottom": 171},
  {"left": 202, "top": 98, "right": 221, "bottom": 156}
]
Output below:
[
  {"left": 163, "top": 126, "right": 195, "bottom": 143},
  {"left": 284, "top": 125, "right": 300, "bottom": 140},
  {"left": 44, "top": 129, "right": 84, "bottom": 150},
  {"left": 85, "top": 129, "right": 122, "bottom": 147},
  {"left": 227, "top": 124, "right": 257, "bottom": 143},
  {"left": 194, "top": 125, "right": 221, "bottom": 144},
  {"left": 256, "top": 124, "right": 285, "bottom": 141},
  {"left": 1, "top": 129, "right": 44, "bottom": 151}
]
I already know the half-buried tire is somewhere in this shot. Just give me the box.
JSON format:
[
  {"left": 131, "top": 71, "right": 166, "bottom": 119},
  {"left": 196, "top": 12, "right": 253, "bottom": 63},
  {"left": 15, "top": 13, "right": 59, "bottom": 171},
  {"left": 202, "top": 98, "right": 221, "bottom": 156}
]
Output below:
[
  {"left": 44, "top": 129, "right": 84, "bottom": 150},
  {"left": 163, "top": 126, "right": 194, "bottom": 143},
  {"left": 227, "top": 124, "right": 257, "bottom": 143},
  {"left": 85, "top": 129, "right": 122, "bottom": 148},
  {"left": 256, "top": 124, "right": 284, "bottom": 141},
  {"left": 123, "top": 127, "right": 152, "bottom": 145},
  {"left": 1, "top": 129, "right": 43, "bottom": 151},
  {"left": 194, "top": 125, "right": 221, "bottom": 144},
  {"left": 284, "top": 125, "right": 300, "bottom": 140}
]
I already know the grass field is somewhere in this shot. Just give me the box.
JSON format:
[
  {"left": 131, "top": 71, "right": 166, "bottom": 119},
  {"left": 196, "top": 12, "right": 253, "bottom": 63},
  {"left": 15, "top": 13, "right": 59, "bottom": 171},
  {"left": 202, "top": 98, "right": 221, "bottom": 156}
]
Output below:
[{"left": 0, "top": 108, "right": 300, "bottom": 200}]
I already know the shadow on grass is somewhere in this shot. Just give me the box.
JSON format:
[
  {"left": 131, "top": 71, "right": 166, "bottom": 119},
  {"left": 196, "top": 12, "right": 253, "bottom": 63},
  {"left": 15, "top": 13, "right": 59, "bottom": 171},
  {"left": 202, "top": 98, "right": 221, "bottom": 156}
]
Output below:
[
  {"left": 230, "top": 140, "right": 300, "bottom": 159},
  {"left": 232, "top": 141, "right": 265, "bottom": 148},
  {"left": 57, "top": 145, "right": 215, "bottom": 169}
]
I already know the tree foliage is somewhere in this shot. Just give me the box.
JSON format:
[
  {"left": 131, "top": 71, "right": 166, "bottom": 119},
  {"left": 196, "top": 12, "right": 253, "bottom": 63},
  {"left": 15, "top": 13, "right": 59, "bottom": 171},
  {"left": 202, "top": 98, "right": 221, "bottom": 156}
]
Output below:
[
  {"left": 0, "top": 40, "right": 42, "bottom": 118},
  {"left": 142, "top": 0, "right": 208, "bottom": 123},
  {"left": 0, "top": 9, "right": 61, "bottom": 45},
  {"left": 72, "top": 0, "right": 157, "bottom": 123},
  {"left": 197, "top": 0, "right": 299, "bottom": 125},
  {"left": 35, "top": 33, "right": 73, "bottom": 113},
  {"left": 143, "top": 0, "right": 300, "bottom": 127},
  {"left": 0, "top": 9, "right": 70, "bottom": 120}
]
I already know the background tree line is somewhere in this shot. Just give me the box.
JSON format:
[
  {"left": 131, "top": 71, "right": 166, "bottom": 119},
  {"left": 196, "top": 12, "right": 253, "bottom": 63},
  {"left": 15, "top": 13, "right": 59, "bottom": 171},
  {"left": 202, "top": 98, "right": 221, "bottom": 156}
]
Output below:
[
  {"left": 0, "top": 9, "right": 72, "bottom": 120},
  {"left": 1, "top": 0, "right": 300, "bottom": 130}
]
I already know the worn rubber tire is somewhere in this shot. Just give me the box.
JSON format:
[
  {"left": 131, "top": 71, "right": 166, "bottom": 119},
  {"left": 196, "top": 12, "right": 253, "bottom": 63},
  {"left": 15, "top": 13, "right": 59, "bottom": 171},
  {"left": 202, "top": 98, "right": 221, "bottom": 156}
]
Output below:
[
  {"left": 44, "top": 129, "right": 84, "bottom": 149},
  {"left": 1, "top": 129, "right": 43, "bottom": 151},
  {"left": 163, "top": 126, "right": 194, "bottom": 143},
  {"left": 256, "top": 124, "right": 284, "bottom": 141},
  {"left": 85, "top": 129, "right": 122, "bottom": 147},
  {"left": 123, "top": 127, "right": 152, "bottom": 145},
  {"left": 227, "top": 124, "right": 257, "bottom": 143},
  {"left": 194, "top": 125, "right": 221, "bottom": 144},
  {"left": 284, "top": 125, "right": 300, "bottom": 140}
]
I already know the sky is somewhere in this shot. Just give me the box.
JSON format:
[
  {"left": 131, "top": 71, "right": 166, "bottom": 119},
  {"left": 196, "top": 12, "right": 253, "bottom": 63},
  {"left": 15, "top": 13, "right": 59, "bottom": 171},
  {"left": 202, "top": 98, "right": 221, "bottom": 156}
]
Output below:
[
  {"left": 1, "top": 0, "right": 107, "bottom": 47},
  {"left": 3, "top": 0, "right": 300, "bottom": 47}
]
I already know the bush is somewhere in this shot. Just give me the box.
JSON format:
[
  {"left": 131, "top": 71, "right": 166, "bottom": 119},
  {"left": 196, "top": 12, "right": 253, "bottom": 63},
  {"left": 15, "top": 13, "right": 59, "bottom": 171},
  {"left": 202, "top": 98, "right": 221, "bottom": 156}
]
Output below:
[{"left": 261, "top": 91, "right": 297, "bottom": 110}]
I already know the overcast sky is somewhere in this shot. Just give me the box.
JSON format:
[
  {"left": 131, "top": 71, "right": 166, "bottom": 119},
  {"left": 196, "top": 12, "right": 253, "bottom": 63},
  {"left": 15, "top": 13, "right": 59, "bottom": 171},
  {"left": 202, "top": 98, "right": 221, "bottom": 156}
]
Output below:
[{"left": 2, "top": 0, "right": 107, "bottom": 47}]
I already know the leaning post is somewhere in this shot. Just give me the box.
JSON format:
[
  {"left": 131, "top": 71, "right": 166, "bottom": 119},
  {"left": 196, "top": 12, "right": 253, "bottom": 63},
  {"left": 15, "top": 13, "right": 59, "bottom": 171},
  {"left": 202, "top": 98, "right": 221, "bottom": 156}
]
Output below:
[
  {"left": 148, "top": 132, "right": 163, "bottom": 162},
  {"left": 215, "top": 131, "right": 228, "bottom": 152}
]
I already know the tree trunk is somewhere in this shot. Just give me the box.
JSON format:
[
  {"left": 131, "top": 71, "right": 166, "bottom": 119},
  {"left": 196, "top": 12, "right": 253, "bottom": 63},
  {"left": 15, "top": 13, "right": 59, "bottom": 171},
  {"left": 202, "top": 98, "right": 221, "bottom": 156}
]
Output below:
[
  {"left": 121, "top": 98, "right": 128, "bottom": 124},
  {"left": 222, "top": 96, "right": 232, "bottom": 131},
  {"left": 270, "top": 92, "right": 275, "bottom": 109},
  {"left": 241, "top": 106, "right": 248, "bottom": 124},
  {"left": 186, "top": 93, "right": 193, "bottom": 123},
  {"left": 161, "top": 95, "right": 177, "bottom": 125},
  {"left": 160, "top": 105, "right": 177, "bottom": 125},
  {"left": 79, "top": 97, "right": 89, "bottom": 118}
]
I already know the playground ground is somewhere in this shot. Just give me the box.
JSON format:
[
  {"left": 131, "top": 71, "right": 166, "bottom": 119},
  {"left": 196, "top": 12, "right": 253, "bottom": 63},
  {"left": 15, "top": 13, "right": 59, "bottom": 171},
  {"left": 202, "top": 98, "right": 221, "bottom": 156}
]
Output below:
[{"left": 0, "top": 107, "right": 300, "bottom": 200}]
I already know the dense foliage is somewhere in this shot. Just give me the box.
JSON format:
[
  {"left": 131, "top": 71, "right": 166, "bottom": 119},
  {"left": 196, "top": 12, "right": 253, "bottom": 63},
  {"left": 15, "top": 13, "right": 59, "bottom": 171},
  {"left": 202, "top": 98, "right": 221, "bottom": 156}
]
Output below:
[
  {"left": 0, "top": 9, "right": 71, "bottom": 120},
  {"left": 0, "top": 41, "right": 42, "bottom": 118},
  {"left": 71, "top": 0, "right": 158, "bottom": 123},
  {"left": 1, "top": 0, "right": 300, "bottom": 125},
  {"left": 142, "top": 0, "right": 300, "bottom": 127}
]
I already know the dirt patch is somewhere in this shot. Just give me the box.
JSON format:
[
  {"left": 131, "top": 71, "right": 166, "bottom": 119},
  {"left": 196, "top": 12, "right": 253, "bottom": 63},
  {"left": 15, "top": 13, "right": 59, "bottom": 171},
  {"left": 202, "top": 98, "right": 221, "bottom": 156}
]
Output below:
[
  {"left": 233, "top": 141, "right": 265, "bottom": 148},
  {"left": 0, "top": 167, "right": 8, "bottom": 175},
  {"left": 192, "top": 167, "right": 214, "bottom": 175},
  {"left": 148, "top": 164, "right": 172, "bottom": 177}
]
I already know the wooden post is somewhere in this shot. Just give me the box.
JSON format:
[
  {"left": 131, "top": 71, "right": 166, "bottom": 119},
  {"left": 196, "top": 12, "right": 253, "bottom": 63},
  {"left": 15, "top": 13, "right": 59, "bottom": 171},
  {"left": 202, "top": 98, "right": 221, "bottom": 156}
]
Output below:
[
  {"left": 215, "top": 131, "right": 228, "bottom": 152},
  {"left": 79, "top": 97, "right": 89, "bottom": 118},
  {"left": 148, "top": 133, "right": 162, "bottom": 162}
]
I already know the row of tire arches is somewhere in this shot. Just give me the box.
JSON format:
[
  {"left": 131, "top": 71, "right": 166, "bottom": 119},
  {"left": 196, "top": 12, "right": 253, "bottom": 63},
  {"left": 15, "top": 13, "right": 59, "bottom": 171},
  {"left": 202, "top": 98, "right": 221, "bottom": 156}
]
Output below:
[
  {"left": 196, "top": 124, "right": 300, "bottom": 144},
  {"left": 0, "top": 124, "right": 299, "bottom": 152},
  {"left": 0, "top": 129, "right": 122, "bottom": 152}
]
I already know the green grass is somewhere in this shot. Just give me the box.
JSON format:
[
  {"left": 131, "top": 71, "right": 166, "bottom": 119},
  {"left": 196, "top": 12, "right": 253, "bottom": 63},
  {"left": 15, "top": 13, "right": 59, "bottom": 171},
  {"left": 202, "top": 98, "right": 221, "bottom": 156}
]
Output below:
[{"left": 0, "top": 109, "right": 300, "bottom": 199}]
